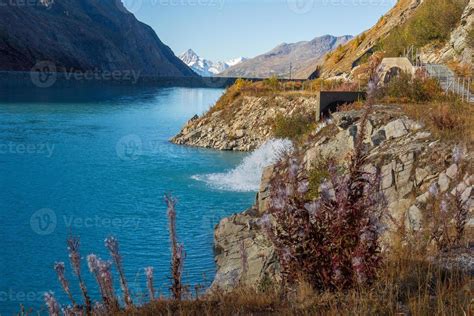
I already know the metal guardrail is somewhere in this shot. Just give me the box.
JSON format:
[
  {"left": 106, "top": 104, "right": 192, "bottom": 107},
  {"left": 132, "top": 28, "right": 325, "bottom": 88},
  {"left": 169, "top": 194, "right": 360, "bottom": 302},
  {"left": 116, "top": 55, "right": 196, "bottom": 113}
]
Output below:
[{"left": 422, "top": 64, "right": 473, "bottom": 103}]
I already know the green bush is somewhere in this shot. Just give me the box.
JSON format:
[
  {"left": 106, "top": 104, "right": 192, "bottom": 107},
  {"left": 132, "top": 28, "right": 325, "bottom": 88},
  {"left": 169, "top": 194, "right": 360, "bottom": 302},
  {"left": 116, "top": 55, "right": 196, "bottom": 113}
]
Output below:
[
  {"left": 468, "top": 25, "right": 474, "bottom": 48},
  {"left": 263, "top": 76, "right": 280, "bottom": 90},
  {"left": 272, "top": 112, "right": 314, "bottom": 140},
  {"left": 382, "top": 0, "right": 467, "bottom": 56},
  {"left": 306, "top": 159, "right": 330, "bottom": 199},
  {"left": 384, "top": 72, "right": 444, "bottom": 102}
]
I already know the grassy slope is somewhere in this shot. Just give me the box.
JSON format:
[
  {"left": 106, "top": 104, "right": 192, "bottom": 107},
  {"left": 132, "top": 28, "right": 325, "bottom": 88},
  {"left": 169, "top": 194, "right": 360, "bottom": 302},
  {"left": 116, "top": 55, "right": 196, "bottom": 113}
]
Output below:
[{"left": 296, "top": 0, "right": 422, "bottom": 78}]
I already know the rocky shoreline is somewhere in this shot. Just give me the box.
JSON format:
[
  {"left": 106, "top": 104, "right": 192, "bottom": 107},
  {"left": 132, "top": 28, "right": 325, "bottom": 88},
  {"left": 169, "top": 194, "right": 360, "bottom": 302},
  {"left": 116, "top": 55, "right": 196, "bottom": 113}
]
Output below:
[
  {"left": 171, "top": 95, "right": 318, "bottom": 151},
  {"left": 171, "top": 91, "right": 473, "bottom": 291},
  {"left": 208, "top": 105, "right": 473, "bottom": 291}
]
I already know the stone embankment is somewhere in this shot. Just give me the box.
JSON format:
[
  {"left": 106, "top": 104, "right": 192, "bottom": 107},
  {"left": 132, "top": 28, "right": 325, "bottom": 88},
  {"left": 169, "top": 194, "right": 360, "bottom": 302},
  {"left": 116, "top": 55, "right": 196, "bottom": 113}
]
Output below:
[
  {"left": 211, "top": 105, "right": 473, "bottom": 291},
  {"left": 171, "top": 95, "right": 318, "bottom": 151}
]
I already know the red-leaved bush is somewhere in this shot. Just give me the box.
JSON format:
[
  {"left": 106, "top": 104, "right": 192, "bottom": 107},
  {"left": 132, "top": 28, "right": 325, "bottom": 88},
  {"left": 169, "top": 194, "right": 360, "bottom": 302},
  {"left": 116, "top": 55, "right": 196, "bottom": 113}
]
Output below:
[{"left": 262, "top": 108, "right": 388, "bottom": 291}]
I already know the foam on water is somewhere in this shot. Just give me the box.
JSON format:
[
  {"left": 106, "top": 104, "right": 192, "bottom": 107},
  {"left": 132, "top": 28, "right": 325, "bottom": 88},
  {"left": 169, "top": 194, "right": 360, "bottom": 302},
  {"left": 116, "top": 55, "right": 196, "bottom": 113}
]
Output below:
[{"left": 192, "top": 139, "right": 293, "bottom": 192}]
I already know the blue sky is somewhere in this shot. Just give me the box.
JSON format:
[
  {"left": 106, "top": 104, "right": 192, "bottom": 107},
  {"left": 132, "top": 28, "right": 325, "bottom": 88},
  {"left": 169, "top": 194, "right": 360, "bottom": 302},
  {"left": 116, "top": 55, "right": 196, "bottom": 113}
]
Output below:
[{"left": 126, "top": 0, "right": 396, "bottom": 61}]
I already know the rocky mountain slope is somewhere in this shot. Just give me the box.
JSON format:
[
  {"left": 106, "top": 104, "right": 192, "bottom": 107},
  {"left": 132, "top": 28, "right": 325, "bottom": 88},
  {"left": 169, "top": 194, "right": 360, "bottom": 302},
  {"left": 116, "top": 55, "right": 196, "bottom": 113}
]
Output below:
[
  {"left": 299, "top": 0, "right": 423, "bottom": 78},
  {"left": 171, "top": 94, "right": 318, "bottom": 151},
  {"left": 423, "top": 0, "right": 473, "bottom": 65},
  {"left": 212, "top": 105, "right": 473, "bottom": 290},
  {"left": 220, "top": 35, "right": 352, "bottom": 79},
  {"left": 0, "top": 0, "right": 196, "bottom": 76},
  {"left": 179, "top": 49, "right": 247, "bottom": 76}
]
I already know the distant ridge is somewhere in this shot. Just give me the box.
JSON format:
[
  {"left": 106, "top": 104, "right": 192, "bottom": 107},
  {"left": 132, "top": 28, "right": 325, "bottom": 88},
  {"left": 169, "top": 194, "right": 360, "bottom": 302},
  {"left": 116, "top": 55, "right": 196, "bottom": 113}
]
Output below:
[{"left": 219, "top": 35, "right": 353, "bottom": 79}]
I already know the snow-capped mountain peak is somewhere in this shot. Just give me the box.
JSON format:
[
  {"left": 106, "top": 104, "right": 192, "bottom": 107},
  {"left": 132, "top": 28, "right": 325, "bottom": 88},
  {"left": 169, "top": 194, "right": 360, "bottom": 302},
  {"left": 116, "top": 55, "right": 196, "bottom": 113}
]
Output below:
[
  {"left": 178, "top": 49, "right": 246, "bottom": 77},
  {"left": 226, "top": 57, "right": 247, "bottom": 67}
]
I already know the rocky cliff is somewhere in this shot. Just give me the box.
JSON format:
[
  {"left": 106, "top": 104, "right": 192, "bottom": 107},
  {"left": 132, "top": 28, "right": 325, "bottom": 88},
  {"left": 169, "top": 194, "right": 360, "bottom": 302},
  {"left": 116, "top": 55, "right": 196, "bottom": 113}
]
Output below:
[
  {"left": 171, "top": 94, "right": 318, "bottom": 151},
  {"left": 211, "top": 105, "right": 473, "bottom": 291},
  {"left": 0, "top": 0, "right": 196, "bottom": 77},
  {"left": 423, "top": 0, "right": 473, "bottom": 65}
]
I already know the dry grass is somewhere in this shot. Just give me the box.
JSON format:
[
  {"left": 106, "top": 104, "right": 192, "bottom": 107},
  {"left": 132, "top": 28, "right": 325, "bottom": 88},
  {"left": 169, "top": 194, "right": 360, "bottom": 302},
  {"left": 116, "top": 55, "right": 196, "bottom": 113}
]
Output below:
[
  {"left": 400, "top": 100, "right": 474, "bottom": 144},
  {"left": 120, "top": 248, "right": 472, "bottom": 316}
]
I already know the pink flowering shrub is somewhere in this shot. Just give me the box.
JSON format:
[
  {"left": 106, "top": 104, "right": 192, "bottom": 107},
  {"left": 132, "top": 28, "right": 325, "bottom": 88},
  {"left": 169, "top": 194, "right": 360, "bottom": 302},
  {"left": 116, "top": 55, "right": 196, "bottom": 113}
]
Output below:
[
  {"left": 45, "top": 195, "right": 185, "bottom": 314},
  {"left": 165, "top": 194, "right": 186, "bottom": 301},
  {"left": 263, "top": 109, "right": 388, "bottom": 291}
]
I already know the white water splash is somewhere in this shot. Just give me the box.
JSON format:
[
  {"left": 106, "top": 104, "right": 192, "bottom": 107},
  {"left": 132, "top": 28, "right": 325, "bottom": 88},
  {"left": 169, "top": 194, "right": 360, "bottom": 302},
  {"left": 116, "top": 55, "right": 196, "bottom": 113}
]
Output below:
[{"left": 192, "top": 139, "right": 293, "bottom": 192}]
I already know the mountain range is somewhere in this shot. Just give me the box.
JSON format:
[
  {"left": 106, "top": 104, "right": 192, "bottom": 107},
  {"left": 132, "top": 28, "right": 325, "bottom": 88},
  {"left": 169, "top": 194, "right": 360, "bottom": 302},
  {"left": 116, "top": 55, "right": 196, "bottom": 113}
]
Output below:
[
  {"left": 179, "top": 49, "right": 247, "bottom": 77},
  {"left": 0, "top": 0, "right": 196, "bottom": 77},
  {"left": 219, "top": 35, "right": 353, "bottom": 79}
]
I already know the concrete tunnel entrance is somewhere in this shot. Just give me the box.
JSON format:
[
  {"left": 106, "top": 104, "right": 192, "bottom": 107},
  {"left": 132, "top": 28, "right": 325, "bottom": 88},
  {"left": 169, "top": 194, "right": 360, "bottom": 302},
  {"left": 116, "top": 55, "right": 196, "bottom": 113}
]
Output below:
[{"left": 315, "top": 91, "right": 367, "bottom": 121}]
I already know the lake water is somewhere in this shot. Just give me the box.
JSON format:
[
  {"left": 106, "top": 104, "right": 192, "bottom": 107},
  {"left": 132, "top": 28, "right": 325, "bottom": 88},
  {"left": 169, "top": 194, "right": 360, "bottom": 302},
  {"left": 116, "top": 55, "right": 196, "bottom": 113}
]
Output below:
[{"left": 0, "top": 86, "right": 258, "bottom": 313}]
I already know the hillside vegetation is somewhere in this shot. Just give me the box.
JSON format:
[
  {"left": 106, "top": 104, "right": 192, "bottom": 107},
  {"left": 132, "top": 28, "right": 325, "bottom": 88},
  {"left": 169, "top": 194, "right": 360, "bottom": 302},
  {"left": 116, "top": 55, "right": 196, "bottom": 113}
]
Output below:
[
  {"left": 310, "top": 0, "right": 469, "bottom": 78},
  {"left": 381, "top": 0, "right": 468, "bottom": 57}
]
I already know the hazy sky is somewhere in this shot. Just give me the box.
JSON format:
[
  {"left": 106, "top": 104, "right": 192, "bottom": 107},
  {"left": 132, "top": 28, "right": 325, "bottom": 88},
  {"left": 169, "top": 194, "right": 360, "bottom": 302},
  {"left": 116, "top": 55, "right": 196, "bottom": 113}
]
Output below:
[{"left": 126, "top": 0, "right": 395, "bottom": 61}]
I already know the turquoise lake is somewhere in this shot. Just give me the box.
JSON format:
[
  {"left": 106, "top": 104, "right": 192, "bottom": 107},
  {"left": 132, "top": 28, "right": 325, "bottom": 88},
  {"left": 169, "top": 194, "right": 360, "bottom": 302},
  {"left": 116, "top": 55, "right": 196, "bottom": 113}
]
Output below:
[{"left": 0, "top": 86, "right": 256, "bottom": 313}]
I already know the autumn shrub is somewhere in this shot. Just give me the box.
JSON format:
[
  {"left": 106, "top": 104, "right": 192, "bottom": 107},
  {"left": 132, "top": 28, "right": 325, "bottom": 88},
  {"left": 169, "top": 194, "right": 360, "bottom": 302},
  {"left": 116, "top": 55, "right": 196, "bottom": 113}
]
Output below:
[
  {"left": 263, "top": 76, "right": 280, "bottom": 90},
  {"left": 307, "top": 78, "right": 359, "bottom": 92},
  {"left": 383, "top": 72, "right": 444, "bottom": 102},
  {"left": 263, "top": 108, "right": 388, "bottom": 291},
  {"left": 447, "top": 60, "right": 473, "bottom": 77},
  {"left": 272, "top": 112, "right": 315, "bottom": 140},
  {"left": 468, "top": 25, "right": 474, "bottom": 48},
  {"left": 306, "top": 158, "right": 330, "bottom": 199},
  {"left": 351, "top": 33, "right": 366, "bottom": 50},
  {"left": 233, "top": 78, "right": 252, "bottom": 90},
  {"left": 429, "top": 103, "right": 465, "bottom": 131},
  {"left": 332, "top": 45, "right": 345, "bottom": 63}
]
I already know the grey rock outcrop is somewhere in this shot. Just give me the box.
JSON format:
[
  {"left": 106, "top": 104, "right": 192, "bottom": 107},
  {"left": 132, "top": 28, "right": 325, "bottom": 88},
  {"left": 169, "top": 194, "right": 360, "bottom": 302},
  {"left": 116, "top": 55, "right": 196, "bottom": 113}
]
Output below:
[
  {"left": 423, "top": 0, "right": 473, "bottom": 65},
  {"left": 212, "top": 105, "right": 473, "bottom": 291},
  {"left": 172, "top": 95, "right": 318, "bottom": 151}
]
